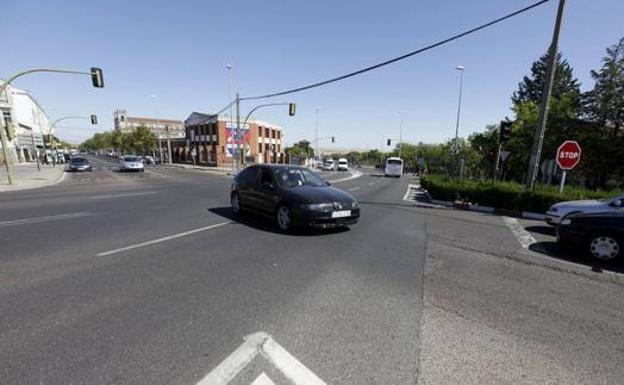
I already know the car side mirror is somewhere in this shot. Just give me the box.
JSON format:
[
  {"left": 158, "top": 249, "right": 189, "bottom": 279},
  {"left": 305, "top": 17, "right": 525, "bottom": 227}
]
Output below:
[{"left": 325, "top": 181, "right": 331, "bottom": 186}]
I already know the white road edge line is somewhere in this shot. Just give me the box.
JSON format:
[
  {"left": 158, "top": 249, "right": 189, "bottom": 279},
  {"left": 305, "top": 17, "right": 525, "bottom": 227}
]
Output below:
[
  {"left": 89, "top": 191, "right": 158, "bottom": 200},
  {"left": 502, "top": 216, "right": 537, "bottom": 249},
  {"left": 96, "top": 222, "right": 230, "bottom": 256},
  {"left": 0, "top": 212, "right": 94, "bottom": 228},
  {"left": 348, "top": 186, "right": 360, "bottom": 191},
  {"left": 197, "top": 331, "right": 326, "bottom": 385}
]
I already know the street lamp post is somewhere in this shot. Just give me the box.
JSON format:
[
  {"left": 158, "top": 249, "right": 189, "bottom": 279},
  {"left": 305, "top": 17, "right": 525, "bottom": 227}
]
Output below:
[
  {"left": 398, "top": 112, "right": 404, "bottom": 159},
  {"left": 454, "top": 65, "right": 465, "bottom": 177},
  {"left": 47, "top": 115, "right": 98, "bottom": 166},
  {"left": 0, "top": 67, "right": 103, "bottom": 185},
  {"left": 149, "top": 95, "right": 162, "bottom": 162},
  {"left": 315, "top": 108, "right": 320, "bottom": 168},
  {"left": 227, "top": 64, "right": 236, "bottom": 174}
]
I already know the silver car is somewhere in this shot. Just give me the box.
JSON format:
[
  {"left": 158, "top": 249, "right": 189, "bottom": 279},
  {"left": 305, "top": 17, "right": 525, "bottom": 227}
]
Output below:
[
  {"left": 545, "top": 193, "right": 624, "bottom": 225},
  {"left": 119, "top": 156, "right": 145, "bottom": 172}
]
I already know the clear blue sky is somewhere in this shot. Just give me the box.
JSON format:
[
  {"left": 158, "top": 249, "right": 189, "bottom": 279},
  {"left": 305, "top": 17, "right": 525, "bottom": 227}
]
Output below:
[{"left": 2, "top": 0, "right": 622, "bottom": 149}]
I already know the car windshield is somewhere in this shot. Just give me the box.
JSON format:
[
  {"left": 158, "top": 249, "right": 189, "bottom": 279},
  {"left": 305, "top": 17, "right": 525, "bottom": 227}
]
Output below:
[
  {"left": 387, "top": 159, "right": 402, "bottom": 165},
  {"left": 71, "top": 158, "right": 86, "bottom": 164},
  {"left": 124, "top": 157, "right": 140, "bottom": 162},
  {"left": 273, "top": 167, "right": 327, "bottom": 188}
]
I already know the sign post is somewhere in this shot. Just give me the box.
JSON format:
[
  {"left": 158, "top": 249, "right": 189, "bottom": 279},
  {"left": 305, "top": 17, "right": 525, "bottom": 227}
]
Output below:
[{"left": 555, "top": 140, "right": 581, "bottom": 193}]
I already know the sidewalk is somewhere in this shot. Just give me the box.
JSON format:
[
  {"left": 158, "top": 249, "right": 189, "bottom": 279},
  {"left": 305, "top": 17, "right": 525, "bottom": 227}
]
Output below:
[
  {"left": 0, "top": 162, "right": 65, "bottom": 192},
  {"left": 168, "top": 163, "right": 234, "bottom": 175}
]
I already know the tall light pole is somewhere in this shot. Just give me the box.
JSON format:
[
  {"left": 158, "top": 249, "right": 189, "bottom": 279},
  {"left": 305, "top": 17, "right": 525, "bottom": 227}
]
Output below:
[
  {"left": 315, "top": 108, "right": 320, "bottom": 168},
  {"left": 398, "top": 111, "right": 404, "bottom": 159},
  {"left": 454, "top": 65, "right": 465, "bottom": 177},
  {"left": 227, "top": 64, "right": 238, "bottom": 172}
]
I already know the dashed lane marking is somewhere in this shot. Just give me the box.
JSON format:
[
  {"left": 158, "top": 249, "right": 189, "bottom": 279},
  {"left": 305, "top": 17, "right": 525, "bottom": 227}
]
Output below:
[
  {"left": 0, "top": 212, "right": 94, "bottom": 228},
  {"left": 88, "top": 191, "right": 158, "bottom": 200},
  {"left": 96, "top": 221, "right": 230, "bottom": 256},
  {"left": 348, "top": 186, "right": 360, "bottom": 191},
  {"left": 503, "top": 216, "right": 537, "bottom": 249}
]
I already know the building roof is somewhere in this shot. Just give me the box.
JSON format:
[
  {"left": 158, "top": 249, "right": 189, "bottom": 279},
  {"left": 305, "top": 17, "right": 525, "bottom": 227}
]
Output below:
[
  {"left": 185, "top": 112, "right": 218, "bottom": 126},
  {"left": 126, "top": 116, "right": 183, "bottom": 124}
]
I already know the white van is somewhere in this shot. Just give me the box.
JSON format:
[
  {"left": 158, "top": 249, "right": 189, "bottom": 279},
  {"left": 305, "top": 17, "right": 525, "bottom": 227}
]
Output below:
[
  {"left": 385, "top": 157, "right": 403, "bottom": 177},
  {"left": 337, "top": 158, "right": 349, "bottom": 172}
]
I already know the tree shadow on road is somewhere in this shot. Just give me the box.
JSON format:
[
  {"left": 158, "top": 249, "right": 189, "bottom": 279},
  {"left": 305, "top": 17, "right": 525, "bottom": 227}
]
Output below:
[
  {"left": 529, "top": 241, "right": 624, "bottom": 274},
  {"left": 207, "top": 206, "right": 350, "bottom": 237}
]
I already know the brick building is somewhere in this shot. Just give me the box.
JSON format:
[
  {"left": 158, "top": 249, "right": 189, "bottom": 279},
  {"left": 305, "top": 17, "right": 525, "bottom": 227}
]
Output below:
[
  {"left": 172, "top": 112, "right": 284, "bottom": 167},
  {"left": 114, "top": 109, "right": 184, "bottom": 139}
]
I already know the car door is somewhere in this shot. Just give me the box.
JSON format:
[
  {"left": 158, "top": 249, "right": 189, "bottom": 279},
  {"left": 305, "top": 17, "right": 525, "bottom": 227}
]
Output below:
[
  {"left": 236, "top": 166, "right": 259, "bottom": 209},
  {"left": 253, "top": 167, "right": 280, "bottom": 215}
]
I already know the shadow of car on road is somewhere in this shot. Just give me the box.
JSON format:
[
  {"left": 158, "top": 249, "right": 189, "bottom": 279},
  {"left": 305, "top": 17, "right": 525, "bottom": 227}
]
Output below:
[
  {"left": 529, "top": 241, "right": 624, "bottom": 274},
  {"left": 207, "top": 206, "right": 350, "bottom": 237}
]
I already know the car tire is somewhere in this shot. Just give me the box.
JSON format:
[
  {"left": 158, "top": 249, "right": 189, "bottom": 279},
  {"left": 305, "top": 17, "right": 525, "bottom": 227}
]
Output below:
[
  {"left": 588, "top": 235, "right": 621, "bottom": 261},
  {"left": 231, "top": 193, "right": 242, "bottom": 214},
  {"left": 276, "top": 204, "right": 292, "bottom": 232}
]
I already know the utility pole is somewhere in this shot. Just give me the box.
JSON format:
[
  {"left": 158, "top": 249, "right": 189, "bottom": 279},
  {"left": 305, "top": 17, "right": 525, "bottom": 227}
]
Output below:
[
  {"left": 315, "top": 108, "right": 320, "bottom": 168},
  {"left": 526, "top": 0, "right": 566, "bottom": 191},
  {"left": 31, "top": 129, "right": 40, "bottom": 172},
  {"left": 454, "top": 65, "right": 465, "bottom": 177},
  {"left": 166, "top": 124, "right": 172, "bottom": 164},
  {"left": 398, "top": 112, "right": 403, "bottom": 160},
  {"left": 0, "top": 119, "right": 14, "bottom": 185},
  {"left": 236, "top": 92, "right": 241, "bottom": 173}
]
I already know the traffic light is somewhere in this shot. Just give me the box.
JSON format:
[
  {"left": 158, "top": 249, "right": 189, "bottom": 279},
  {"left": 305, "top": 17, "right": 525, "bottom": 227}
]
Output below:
[
  {"left": 90, "top": 67, "right": 104, "bottom": 88},
  {"left": 90, "top": 114, "right": 98, "bottom": 125},
  {"left": 331, "top": 136, "right": 335, "bottom": 143},
  {"left": 499, "top": 120, "right": 513, "bottom": 143},
  {"left": 288, "top": 103, "right": 296, "bottom": 116},
  {"left": 387, "top": 139, "right": 391, "bottom": 146}
]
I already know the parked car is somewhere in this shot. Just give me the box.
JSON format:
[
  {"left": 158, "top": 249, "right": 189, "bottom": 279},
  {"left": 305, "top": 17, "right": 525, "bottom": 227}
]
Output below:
[
  {"left": 119, "top": 156, "right": 145, "bottom": 172},
  {"left": 545, "top": 193, "right": 624, "bottom": 225},
  {"left": 321, "top": 159, "right": 335, "bottom": 171},
  {"left": 231, "top": 164, "right": 360, "bottom": 231},
  {"left": 142, "top": 156, "right": 156, "bottom": 165},
  {"left": 67, "top": 157, "right": 92, "bottom": 172},
  {"left": 337, "top": 158, "right": 349, "bottom": 172},
  {"left": 556, "top": 211, "right": 624, "bottom": 261}
]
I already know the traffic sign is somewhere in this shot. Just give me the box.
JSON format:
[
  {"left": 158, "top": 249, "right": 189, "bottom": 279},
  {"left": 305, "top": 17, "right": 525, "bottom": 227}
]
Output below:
[{"left": 556, "top": 140, "right": 581, "bottom": 170}]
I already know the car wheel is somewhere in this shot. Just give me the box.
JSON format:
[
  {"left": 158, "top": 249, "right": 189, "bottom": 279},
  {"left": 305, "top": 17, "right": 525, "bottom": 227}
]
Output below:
[
  {"left": 589, "top": 235, "right": 621, "bottom": 261},
  {"left": 231, "top": 193, "right": 242, "bottom": 214},
  {"left": 276, "top": 205, "right": 292, "bottom": 232}
]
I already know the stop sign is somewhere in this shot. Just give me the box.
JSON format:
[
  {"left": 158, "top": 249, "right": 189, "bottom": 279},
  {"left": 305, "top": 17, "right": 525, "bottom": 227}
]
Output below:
[{"left": 556, "top": 140, "right": 582, "bottom": 170}]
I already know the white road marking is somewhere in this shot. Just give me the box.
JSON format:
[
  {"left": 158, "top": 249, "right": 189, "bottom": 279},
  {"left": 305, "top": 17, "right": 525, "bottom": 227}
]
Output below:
[
  {"left": 89, "top": 191, "right": 157, "bottom": 200},
  {"left": 348, "top": 186, "right": 360, "bottom": 191},
  {"left": 503, "top": 216, "right": 537, "bottom": 249},
  {"left": 197, "top": 331, "right": 326, "bottom": 385},
  {"left": 0, "top": 212, "right": 94, "bottom": 228},
  {"left": 96, "top": 222, "right": 230, "bottom": 256},
  {"left": 368, "top": 182, "right": 375, "bottom": 186},
  {"left": 402, "top": 184, "right": 420, "bottom": 201},
  {"left": 329, "top": 170, "right": 363, "bottom": 183},
  {"left": 250, "top": 373, "right": 276, "bottom": 385}
]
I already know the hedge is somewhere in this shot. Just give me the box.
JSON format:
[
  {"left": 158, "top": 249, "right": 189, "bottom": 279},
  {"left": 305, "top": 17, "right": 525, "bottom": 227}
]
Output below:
[{"left": 420, "top": 175, "right": 619, "bottom": 213}]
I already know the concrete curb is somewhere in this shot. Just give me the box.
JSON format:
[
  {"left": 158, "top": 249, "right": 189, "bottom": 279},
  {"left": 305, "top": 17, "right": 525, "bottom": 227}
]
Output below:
[
  {"left": 0, "top": 167, "right": 66, "bottom": 192},
  {"left": 168, "top": 164, "right": 233, "bottom": 176},
  {"left": 426, "top": 195, "right": 545, "bottom": 220}
]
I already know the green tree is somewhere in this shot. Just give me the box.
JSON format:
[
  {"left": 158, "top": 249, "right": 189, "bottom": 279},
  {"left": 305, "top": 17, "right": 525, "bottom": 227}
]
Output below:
[{"left": 131, "top": 124, "right": 157, "bottom": 155}]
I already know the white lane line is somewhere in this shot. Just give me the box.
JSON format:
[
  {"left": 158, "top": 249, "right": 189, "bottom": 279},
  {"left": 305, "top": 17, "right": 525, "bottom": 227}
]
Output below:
[
  {"left": 96, "top": 222, "right": 230, "bottom": 256},
  {"left": 197, "top": 331, "right": 326, "bottom": 385},
  {"left": 329, "top": 170, "right": 363, "bottom": 183},
  {"left": 503, "top": 216, "right": 536, "bottom": 249},
  {"left": 0, "top": 212, "right": 94, "bottom": 228},
  {"left": 89, "top": 191, "right": 158, "bottom": 200},
  {"left": 348, "top": 186, "right": 360, "bottom": 191},
  {"left": 250, "top": 373, "right": 276, "bottom": 385}
]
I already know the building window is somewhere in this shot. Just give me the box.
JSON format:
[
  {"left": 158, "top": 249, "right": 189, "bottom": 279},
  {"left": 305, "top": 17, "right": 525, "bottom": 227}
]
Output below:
[
  {"left": 258, "top": 143, "right": 263, "bottom": 153},
  {"left": 265, "top": 144, "right": 269, "bottom": 151},
  {"left": 265, "top": 128, "right": 269, "bottom": 137},
  {"left": 277, "top": 145, "right": 281, "bottom": 152},
  {"left": 258, "top": 126, "right": 262, "bottom": 136},
  {"left": 277, "top": 131, "right": 281, "bottom": 139},
  {"left": 2, "top": 110, "right": 12, "bottom": 126},
  {"left": 271, "top": 130, "right": 276, "bottom": 139}
]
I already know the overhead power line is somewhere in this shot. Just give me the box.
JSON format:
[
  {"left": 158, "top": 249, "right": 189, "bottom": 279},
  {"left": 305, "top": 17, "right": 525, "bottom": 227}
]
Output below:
[{"left": 241, "top": 0, "right": 550, "bottom": 101}]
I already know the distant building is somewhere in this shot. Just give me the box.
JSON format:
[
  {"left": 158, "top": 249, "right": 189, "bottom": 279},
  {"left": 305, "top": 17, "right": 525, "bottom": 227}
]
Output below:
[
  {"left": 0, "top": 82, "right": 48, "bottom": 164},
  {"left": 113, "top": 109, "right": 184, "bottom": 138},
  {"left": 171, "top": 112, "right": 285, "bottom": 167}
]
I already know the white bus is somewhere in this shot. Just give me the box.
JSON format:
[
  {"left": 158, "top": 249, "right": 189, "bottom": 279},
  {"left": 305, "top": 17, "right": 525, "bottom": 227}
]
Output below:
[
  {"left": 385, "top": 157, "right": 403, "bottom": 177},
  {"left": 337, "top": 158, "right": 349, "bottom": 172}
]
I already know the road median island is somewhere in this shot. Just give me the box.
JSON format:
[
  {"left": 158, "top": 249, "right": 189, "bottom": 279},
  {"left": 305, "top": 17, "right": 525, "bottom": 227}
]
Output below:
[{"left": 420, "top": 174, "right": 620, "bottom": 216}]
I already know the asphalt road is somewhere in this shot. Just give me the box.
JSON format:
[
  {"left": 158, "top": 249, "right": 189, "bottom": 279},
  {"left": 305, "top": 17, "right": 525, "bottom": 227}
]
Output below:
[
  {"left": 1, "top": 159, "right": 623, "bottom": 385},
  {"left": 0, "top": 158, "right": 425, "bottom": 385}
]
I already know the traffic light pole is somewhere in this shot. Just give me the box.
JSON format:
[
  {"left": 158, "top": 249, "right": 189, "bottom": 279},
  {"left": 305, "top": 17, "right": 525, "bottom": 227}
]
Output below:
[{"left": 526, "top": 0, "right": 566, "bottom": 191}]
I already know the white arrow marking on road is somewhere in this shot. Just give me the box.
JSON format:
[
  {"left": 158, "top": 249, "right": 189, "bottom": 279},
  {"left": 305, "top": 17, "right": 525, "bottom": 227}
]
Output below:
[
  {"left": 250, "top": 373, "right": 276, "bottom": 385},
  {"left": 197, "top": 332, "right": 326, "bottom": 385}
]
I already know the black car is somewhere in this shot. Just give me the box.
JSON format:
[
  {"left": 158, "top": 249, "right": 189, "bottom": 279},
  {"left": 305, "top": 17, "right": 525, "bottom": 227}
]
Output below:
[
  {"left": 556, "top": 211, "right": 624, "bottom": 261},
  {"left": 68, "top": 157, "right": 92, "bottom": 172},
  {"left": 231, "top": 164, "right": 360, "bottom": 231}
]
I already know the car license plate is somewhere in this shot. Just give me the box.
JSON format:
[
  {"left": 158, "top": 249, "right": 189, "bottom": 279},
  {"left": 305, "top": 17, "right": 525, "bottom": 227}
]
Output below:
[{"left": 331, "top": 210, "right": 351, "bottom": 218}]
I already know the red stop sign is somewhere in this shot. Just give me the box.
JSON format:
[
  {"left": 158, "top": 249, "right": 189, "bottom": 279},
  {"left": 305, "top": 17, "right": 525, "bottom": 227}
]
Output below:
[{"left": 556, "top": 140, "right": 582, "bottom": 170}]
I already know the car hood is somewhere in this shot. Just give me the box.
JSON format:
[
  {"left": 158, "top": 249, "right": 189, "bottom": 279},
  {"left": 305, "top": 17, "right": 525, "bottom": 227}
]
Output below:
[
  {"left": 549, "top": 199, "right": 611, "bottom": 214},
  {"left": 284, "top": 186, "right": 355, "bottom": 204}
]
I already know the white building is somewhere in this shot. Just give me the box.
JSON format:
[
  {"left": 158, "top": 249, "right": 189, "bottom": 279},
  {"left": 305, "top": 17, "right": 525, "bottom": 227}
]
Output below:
[{"left": 0, "top": 82, "right": 49, "bottom": 164}]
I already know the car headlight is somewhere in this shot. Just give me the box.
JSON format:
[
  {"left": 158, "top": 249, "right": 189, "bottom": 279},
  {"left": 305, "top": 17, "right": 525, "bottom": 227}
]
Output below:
[
  {"left": 560, "top": 218, "right": 572, "bottom": 225},
  {"left": 351, "top": 201, "right": 359, "bottom": 209},
  {"left": 300, "top": 203, "right": 334, "bottom": 212}
]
